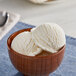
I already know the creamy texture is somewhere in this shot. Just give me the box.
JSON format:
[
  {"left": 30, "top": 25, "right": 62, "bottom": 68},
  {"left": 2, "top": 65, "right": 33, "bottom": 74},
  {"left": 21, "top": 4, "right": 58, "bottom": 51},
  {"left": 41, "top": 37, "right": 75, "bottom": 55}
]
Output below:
[
  {"left": 31, "top": 23, "right": 66, "bottom": 53},
  {"left": 11, "top": 32, "right": 42, "bottom": 56},
  {"left": 11, "top": 23, "right": 66, "bottom": 56},
  {"left": 30, "top": 0, "right": 47, "bottom": 3}
]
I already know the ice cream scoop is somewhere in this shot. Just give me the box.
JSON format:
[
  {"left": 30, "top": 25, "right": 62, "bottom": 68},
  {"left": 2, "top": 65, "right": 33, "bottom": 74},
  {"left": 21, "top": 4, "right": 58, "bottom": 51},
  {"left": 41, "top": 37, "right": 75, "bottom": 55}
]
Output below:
[
  {"left": 29, "top": 0, "right": 54, "bottom": 4},
  {"left": 11, "top": 31, "right": 42, "bottom": 56},
  {"left": 31, "top": 23, "right": 66, "bottom": 53},
  {"left": 29, "top": 0, "right": 47, "bottom": 4}
]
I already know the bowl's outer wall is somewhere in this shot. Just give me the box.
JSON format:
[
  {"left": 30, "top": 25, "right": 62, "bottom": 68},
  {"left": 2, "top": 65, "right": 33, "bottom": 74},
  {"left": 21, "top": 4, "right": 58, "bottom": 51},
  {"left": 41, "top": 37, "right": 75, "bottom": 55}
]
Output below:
[{"left": 7, "top": 28, "right": 65, "bottom": 76}]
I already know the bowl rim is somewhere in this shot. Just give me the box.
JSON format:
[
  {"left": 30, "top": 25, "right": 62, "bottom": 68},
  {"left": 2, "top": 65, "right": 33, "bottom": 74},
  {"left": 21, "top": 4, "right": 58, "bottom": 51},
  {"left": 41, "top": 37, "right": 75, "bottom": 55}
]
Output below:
[{"left": 7, "top": 28, "right": 65, "bottom": 59}]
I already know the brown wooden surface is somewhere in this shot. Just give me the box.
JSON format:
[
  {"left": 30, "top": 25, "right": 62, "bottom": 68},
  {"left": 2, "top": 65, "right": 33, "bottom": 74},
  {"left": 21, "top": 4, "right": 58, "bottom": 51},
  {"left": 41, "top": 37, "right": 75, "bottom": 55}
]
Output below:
[{"left": 7, "top": 28, "right": 65, "bottom": 76}]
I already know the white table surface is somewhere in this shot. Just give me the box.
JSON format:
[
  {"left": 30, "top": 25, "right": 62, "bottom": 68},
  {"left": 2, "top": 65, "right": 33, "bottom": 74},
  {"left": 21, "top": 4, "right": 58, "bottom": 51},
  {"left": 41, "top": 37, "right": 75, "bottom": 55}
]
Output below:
[{"left": 0, "top": 0, "right": 76, "bottom": 38}]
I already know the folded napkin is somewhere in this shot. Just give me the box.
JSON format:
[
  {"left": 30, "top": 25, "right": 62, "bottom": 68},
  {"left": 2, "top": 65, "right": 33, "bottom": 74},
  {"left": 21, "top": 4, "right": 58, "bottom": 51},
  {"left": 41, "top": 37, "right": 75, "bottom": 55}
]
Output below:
[
  {"left": 0, "top": 11, "right": 20, "bottom": 40},
  {"left": 0, "top": 22, "right": 76, "bottom": 76}
]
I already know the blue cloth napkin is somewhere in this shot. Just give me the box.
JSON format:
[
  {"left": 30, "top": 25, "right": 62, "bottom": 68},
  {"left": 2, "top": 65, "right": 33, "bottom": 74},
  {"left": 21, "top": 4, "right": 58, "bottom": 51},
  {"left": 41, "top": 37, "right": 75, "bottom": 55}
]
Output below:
[{"left": 0, "top": 22, "right": 76, "bottom": 76}]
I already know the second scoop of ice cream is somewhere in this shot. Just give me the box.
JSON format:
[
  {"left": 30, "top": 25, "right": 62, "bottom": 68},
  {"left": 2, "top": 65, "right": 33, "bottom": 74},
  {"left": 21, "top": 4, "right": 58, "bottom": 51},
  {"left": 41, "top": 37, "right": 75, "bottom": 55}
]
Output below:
[{"left": 31, "top": 23, "right": 66, "bottom": 53}]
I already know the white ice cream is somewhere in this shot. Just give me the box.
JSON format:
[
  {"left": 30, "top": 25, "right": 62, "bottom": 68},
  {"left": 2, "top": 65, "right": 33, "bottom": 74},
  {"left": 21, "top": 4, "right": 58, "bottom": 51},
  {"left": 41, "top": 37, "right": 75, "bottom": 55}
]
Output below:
[
  {"left": 30, "top": 0, "right": 47, "bottom": 4},
  {"left": 31, "top": 23, "right": 66, "bottom": 53},
  {"left": 11, "top": 32, "right": 42, "bottom": 56}
]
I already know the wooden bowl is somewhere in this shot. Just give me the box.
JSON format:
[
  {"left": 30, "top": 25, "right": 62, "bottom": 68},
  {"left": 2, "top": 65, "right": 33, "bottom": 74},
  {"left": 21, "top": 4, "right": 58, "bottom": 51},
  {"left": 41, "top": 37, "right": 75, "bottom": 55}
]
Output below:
[{"left": 7, "top": 28, "right": 65, "bottom": 76}]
